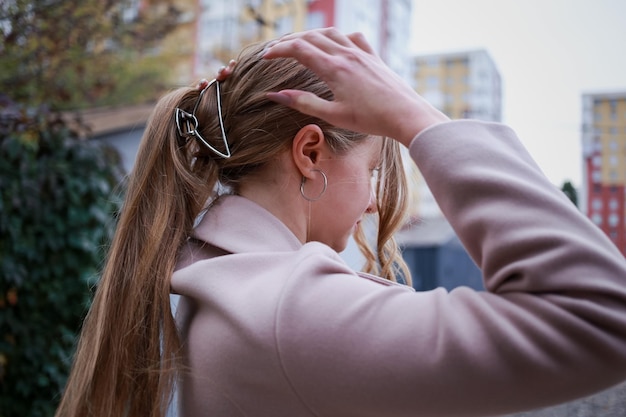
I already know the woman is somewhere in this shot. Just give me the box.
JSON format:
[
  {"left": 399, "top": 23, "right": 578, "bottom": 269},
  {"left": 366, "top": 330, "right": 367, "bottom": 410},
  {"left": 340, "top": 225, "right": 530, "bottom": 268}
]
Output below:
[{"left": 56, "top": 29, "right": 626, "bottom": 417}]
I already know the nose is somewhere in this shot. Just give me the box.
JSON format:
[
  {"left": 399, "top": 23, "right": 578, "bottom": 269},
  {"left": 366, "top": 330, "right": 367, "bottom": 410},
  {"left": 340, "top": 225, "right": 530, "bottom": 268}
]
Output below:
[{"left": 365, "top": 187, "right": 378, "bottom": 214}]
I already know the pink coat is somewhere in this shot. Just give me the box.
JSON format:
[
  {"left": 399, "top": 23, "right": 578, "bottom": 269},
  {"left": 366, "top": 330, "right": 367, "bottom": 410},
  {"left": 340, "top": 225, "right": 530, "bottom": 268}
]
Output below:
[{"left": 172, "top": 121, "right": 626, "bottom": 417}]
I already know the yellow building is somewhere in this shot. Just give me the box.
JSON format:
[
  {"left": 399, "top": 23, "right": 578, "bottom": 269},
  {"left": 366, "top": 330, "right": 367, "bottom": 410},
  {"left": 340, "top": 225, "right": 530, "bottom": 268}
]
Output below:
[
  {"left": 582, "top": 91, "right": 626, "bottom": 255},
  {"left": 409, "top": 50, "right": 502, "bottom": 218},
  {"left": 193, "top": 0, "right": 308, "bottom": 83},
  {"left": 133, "top": 1, "right": 307, "bottom": 86},
  {"left": 412, "top": 50, "right": 502, "bottom": 121},
  {"left": 240, "top": 0, "right": 307, "bottom": 43}
]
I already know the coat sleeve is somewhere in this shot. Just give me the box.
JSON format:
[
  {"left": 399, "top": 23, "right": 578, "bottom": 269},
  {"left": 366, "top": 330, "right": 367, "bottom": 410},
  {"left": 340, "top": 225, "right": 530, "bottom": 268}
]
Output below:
[{"left": 275, "top": 121, "right": 626, "bottom": 417}]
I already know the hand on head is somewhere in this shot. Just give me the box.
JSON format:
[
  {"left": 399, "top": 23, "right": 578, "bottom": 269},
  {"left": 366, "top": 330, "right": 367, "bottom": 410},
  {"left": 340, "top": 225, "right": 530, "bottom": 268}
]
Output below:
[
  {"left": 262, "top": 28, "right": 449, "bottom": 147},
  {"left": 216, "top": 60, "right": 237, "bottom": 82},
  {"left": 196, "top": 60, "right": 237, "bottom": 93}
]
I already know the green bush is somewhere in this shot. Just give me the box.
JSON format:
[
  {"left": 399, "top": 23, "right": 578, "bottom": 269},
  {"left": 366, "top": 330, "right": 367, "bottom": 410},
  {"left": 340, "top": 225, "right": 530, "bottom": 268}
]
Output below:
[{"left": 0, "top": 98, "right": 125, "bottom": 416}]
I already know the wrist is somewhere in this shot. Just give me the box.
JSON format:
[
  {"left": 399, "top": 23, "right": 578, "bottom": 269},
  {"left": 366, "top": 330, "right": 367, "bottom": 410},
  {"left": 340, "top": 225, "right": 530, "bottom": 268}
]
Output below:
[{"left": 396, "top": 107, "right": 450, "bottom": 147}]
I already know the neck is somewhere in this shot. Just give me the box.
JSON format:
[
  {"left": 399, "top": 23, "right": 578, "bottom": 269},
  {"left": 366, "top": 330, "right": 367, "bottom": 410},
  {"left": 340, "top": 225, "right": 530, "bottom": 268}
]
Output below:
[{"left": 237, "top": 168, "right": 309, "bottom": 245}]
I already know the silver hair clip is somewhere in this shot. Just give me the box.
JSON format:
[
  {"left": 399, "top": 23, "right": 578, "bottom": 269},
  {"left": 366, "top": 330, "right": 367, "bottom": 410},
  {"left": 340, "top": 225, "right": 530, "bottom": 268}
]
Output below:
[{"left": 175, "top": 79, "right": 231, "bottom": 159}]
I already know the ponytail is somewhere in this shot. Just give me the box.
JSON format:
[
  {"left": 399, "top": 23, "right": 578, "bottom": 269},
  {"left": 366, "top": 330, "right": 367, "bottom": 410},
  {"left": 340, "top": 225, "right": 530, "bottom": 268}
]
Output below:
[{"left": 55, "top": 88, "right": 216, "bottom": 417}]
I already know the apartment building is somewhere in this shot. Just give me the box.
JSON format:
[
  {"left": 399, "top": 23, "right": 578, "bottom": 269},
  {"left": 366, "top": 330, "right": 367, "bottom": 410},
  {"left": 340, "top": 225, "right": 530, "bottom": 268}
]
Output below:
[
  {"left": 412, "top": 49, "right": 502, "bottom": 121},
  {"left": 409, "top": 49, "right": 502, "bottom": 218},
  {"left": 582, "top": 91, "right": 626, "bottom": 255},
  {"left": 191, "top": 0, "right": 412, "bottom": 82},
  {"left": 193, "top": 0, "right": 309, "bottom": 80}
]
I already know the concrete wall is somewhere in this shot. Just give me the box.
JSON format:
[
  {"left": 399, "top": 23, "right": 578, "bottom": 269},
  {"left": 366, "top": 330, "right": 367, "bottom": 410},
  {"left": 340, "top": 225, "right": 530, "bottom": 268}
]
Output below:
[{"left": 502, "top": 382, "right": 626, "bottom": 417}]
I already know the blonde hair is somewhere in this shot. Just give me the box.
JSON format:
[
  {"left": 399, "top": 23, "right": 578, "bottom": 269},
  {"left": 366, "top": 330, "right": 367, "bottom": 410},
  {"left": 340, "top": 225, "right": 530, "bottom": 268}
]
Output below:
[{"left": 55, "top": 41, "right": 410, "bottom": 417}]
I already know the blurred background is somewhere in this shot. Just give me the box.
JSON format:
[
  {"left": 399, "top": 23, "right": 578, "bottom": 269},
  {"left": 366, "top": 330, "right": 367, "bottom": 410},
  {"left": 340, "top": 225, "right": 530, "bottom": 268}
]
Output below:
[{"left": 1, "top": 0, "right": 625, "bottom": 415}]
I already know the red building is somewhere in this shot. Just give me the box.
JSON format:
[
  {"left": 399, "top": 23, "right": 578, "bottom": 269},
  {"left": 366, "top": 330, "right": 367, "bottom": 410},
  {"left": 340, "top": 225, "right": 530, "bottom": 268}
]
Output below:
[{"left": 582, "top": 91, "right": 626, "bottom": 256}]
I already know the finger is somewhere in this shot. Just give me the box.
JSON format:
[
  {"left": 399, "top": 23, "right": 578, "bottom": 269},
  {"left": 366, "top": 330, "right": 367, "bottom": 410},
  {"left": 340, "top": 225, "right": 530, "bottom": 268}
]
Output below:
[
  {"left": 318, "top": 27, "right": 355, "bottom": 48},
  {"left": 216, "top": 60, "right": 237, "bottom": 82},
  {"left": 264, "top": 28, "right": 351, "bottom": 60},
  {"left": 266, "top": 90, "right": 338, "bottom": 125},
  {"left": 197, "top": 78, "right": 209, "bottom": 90},
  {"left": 216, "top": 66, "right": 227, "bottom": 81},
  {"left": 269, "top": 27, "right": 351, "bottom": 48},
  {"left": 347, "top": 32, "right": 376, "bottom": 55},
  {"left": 263, "top": 37, "right": 336, "bottom": 79}
]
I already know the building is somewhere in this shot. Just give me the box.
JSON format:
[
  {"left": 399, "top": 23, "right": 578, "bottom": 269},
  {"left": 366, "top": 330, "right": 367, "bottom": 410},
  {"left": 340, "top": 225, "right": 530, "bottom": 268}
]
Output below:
[
  {"left": 307, "top": 0, "right": 413, "bottom": 81},
  {"left": 395, "top": 217, "right": 483, "bottom": 291},
  {"left": 581, "top": 91, "right": 626, "bottom": 256},
  {"left": 411, "top": 49, "right": 502, "bottom": 121},
  {"left": 194, "top": 0, "right": 309, "bottom": 81},
  {"left": 409, "top": 49, "right": 502, "bottom": 219},
  {"left": 128, "top": 0, "right": 414, "bottom": 103},
  {"left": 191, "top": 0, "right": 413, "bottom": 83}
]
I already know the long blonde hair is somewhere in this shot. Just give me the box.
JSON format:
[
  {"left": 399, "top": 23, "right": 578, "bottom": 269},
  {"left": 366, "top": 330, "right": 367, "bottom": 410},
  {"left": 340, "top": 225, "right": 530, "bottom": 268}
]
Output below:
[{"left": 55, "top": 41, "right": 410, "bottom": 417}]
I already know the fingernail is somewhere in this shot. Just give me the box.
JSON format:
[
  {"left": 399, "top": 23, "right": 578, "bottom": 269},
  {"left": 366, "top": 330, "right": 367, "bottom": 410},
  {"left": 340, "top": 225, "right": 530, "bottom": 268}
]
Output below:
[
  {"left": 266, "top": 92, "right": 292, "bottom": 106},
  {"left": 261, "top": 40, "right": 278, "bottom": 57}
]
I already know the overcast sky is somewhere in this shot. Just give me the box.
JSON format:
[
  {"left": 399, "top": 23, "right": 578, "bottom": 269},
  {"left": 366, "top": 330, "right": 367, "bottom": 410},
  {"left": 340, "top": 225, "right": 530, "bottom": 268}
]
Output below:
[{"left": 410, "top": 0, "right": 626, "bottom": 187}]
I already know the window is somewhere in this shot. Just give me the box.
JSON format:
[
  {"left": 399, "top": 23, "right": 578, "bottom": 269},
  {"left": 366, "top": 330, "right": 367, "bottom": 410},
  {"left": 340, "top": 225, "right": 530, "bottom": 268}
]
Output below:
[
  {"left": 608, "top": 213, "right": 619, "bottom": 227},
  {"left": 306, "top": 11, "right": 325, "bottom": 29},
  {"left": 592, "top": 198, "right": 603, "bottom": 210},
  {"left": 592, "top": 155, "right": 602, "bottom": 167},
  {"left": 592, "top": 170, "right": 602, "bottom": 183},
  {"left": 610, "top": 99, "right": 618, "bottom": 120},
  {"left": 593, "top": 138, "right": 602, "bottom": 152},
  {"left": 275, "top": 15, "right": 293, "bottom": 35},
  {"left": 427, "top": 57, "right": 439, "bottom": 67},
  {"left": 592, "top": 213, "right": 603, "bottom": 226},
  {"left": 427, "top": 76, "right": 439, "bottom": 88}
]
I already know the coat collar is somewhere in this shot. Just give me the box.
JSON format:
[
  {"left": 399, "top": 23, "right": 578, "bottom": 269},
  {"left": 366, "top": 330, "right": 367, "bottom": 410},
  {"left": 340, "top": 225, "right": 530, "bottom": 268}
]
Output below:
[
  {"left": 188, "top": 195, "right": 414, "bottom": 292},
  {"left": 191, "top": 195, "right": 303, "bottom": 254}
]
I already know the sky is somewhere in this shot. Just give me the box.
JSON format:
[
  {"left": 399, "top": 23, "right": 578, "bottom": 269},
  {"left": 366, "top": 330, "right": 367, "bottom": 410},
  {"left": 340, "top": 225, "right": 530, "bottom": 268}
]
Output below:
[{"left": 409, "top": 0, "right": 626, "bottom": 188}]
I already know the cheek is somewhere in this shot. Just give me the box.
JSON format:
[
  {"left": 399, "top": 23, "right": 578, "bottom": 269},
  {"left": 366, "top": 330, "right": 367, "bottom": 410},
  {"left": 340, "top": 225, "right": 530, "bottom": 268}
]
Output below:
[{"left": 337, "top": 176, "right": 372, "bottom": 209}]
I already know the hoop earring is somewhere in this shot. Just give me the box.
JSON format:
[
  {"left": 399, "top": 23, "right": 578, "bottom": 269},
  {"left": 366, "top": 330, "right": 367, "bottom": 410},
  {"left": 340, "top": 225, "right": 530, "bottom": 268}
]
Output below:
[{"left": 300, "top": 169, "right": 328, "bottom": 202}]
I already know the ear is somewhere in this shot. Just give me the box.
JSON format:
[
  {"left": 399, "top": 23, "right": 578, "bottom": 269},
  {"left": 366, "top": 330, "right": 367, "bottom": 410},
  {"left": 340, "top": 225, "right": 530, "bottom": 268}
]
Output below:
[{"left": 291, "top": 124, "right": 331, "bottom": 179}]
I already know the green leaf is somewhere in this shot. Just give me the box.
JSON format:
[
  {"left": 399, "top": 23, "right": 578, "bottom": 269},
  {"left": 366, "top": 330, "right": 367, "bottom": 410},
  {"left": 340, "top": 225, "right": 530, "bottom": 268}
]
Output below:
[{"left": 0, "top": 98, "right": 125, "bottom": 414}]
